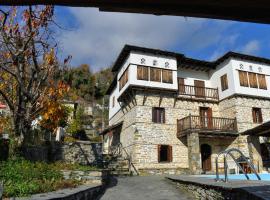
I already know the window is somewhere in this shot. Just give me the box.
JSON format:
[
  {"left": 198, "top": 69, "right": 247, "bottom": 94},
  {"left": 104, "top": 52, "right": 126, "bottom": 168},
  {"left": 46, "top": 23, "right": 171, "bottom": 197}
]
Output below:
[
  {"left": 258, "top": 74, "right": 267, "bottom": 90},
  {"left": 150, "top": 68, "right": 161, "bottom": 82},
  {"left": 239, "top": 71, "right": 249, "bottom": 87},
  {"left": 178, "top": 78, "right": 185, "bottom": 93},
  {"left": 158, "top": 145, "right": 172, "bottom": 162},
  {"left": 112, "top": 96, "right": 115, "bottom": 108},
  {"left": 137, "top": 66, "right": 149, "bottom": 81},
  {"left": 220, "top": 74, "right": 228, "bottom": 91},
  {"left": 162, "top": 69, "right": 173, "bottom": 83},
  {"left": 152, "top": 107, "right": 165, "bottom": 123},
  {"left": 239, "top": 70, "right": 268, "bottom": 90},
  {"left": 119, "top": 68, "right": 128, "bottom": 90},
  {"left": 252, "top": 108, "right": 263, "bottom": 123},
  {"left": 248, "top": 72, "right": 258, "bottom": 88}
]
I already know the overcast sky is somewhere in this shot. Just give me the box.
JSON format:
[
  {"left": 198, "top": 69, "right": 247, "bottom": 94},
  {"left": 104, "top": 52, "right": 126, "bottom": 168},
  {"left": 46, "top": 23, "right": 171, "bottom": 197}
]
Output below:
[{"left": 55, "top": 6, "right": 270, "bottom": 71}]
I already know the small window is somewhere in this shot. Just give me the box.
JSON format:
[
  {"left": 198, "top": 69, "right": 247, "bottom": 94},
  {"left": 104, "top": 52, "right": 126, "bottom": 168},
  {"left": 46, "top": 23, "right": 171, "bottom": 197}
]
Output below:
[
  {"left": 158, "top": 145, "right": 172, "bottom": 162},
  {"left": 152, "top": 107, "right": 165, "bottom": 123},
  {"left": 112, "top": 96, "right": 115, "bottom": 108},
  {"left": 239, "top": 71, "right": 249, "bottom": 87},
  {"left": 137, "top": 66, "right": 149, "bottom": 81},
  {"left": 252, "top": 108, "right": 263, "bottom": 123},
  {"left": 119, "top": 68, "right": 128, "bottom": 90},
  {"left": 162, "top": 69, "right": 173, "bottom": 83},
  {"left": 248, "top": 72, "right": 258, "bottom": 88},
  {"left": 258, "top": 74, "right": 267, "bottom": 90},
  {"left": 220, "top": 74, "right": 228, "bottom": 91},
  {"left": 150, "top": 68, "right": 161, "bottom": 82}
]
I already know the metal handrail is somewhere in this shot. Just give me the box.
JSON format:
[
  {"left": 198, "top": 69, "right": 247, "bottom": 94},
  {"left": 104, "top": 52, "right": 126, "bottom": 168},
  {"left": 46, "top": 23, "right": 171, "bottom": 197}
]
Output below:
[
  {"left": 109, "top": 142, "right": 139, "bottom": 175},
  {"left": 215, "top": 148, "right": 261, "bottom": 182}
]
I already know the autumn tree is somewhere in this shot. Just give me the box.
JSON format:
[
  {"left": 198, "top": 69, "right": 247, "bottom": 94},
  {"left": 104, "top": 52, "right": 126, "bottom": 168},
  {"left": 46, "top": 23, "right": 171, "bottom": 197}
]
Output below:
[{"left": 0, "top": 6, "right": 66, "bottom": 142}]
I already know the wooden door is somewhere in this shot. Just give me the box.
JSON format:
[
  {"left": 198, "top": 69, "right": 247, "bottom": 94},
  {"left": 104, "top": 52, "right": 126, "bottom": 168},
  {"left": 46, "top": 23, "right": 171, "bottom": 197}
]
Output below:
[
  {"left": 194, "top": 80, "right": 205, "bottom": 97},
  {"left": 199, "top": 107, "right": 212, "bottom": 129},
  {"left": 201, "top": 144, "right": 212, "bottom": 172},
  {"left": 178, "top": 78, "right": 185, "bottom": 94}
]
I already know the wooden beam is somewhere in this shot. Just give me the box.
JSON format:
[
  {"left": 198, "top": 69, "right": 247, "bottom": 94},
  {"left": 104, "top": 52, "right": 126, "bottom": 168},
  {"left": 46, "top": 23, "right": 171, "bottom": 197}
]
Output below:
[
  {"left": 159, "top": 93, "right": 163, "bottom": 107},
  {"left": 5, "top": 0, "right": 270, "bottom": 24},
  {"left": 143, "top": 89, "right": 147, "bottom": 106}
]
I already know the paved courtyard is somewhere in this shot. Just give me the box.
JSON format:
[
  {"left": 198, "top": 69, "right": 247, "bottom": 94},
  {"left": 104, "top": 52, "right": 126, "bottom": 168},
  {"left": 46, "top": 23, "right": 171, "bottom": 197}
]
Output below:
[{"left": 97, "top": 176, "right": 193, "bottom": 200}]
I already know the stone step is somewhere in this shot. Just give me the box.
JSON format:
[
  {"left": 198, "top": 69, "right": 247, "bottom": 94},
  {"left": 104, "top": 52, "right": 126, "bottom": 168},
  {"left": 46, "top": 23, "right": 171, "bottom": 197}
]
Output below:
[{"left": 110, "top": 170, "right": 132, "bottom": 176}]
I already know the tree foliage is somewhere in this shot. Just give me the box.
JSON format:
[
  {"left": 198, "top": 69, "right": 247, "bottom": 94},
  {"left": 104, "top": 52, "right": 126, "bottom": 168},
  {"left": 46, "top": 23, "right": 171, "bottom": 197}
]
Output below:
[{"left": 0, "top": 6, "right": 68, "bottom": 141}]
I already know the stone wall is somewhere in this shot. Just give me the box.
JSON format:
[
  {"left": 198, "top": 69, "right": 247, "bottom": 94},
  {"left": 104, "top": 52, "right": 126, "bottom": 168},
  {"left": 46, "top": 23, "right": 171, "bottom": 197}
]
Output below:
[
  {"left": 17, "top": 184, "right": 104, "bottom": 200},
  {"left": 61, "top": 141, "right": 103, "bottom": 165},
  {"left": 108, "top": 91, "right": 268, "bottom": 173},
  {"left": 61, "top": 170, "right": 109, "bottom": 185},
  {"left": 22, "top": 141, "right": 103, "bottom": 166}
]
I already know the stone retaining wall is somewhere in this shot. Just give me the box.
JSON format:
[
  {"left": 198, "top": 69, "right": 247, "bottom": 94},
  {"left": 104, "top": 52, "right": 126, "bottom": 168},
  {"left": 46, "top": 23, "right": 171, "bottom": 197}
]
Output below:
[
  {"left": 62, "top": 141, "right": 102, "bottom": 165},
  {"left": 22, "top": 141, "right": 103, "bottom": 166},
  {"left": 168, "top": 176, "right": 267, "bottom": 200},
  {"left": 139, "top": 168, "right": 190, "bottom": 175},
  {"left": 61, "top": 170, "right": 109, "bottom": 185},
  {"left": 16, "top": 184, "right": 103, "bottom": 200}
]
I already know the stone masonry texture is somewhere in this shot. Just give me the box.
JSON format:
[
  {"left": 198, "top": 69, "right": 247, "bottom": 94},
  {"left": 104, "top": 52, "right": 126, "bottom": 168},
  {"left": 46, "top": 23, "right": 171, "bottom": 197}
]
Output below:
[{"left": 108, "top": 91, "right": 270, "bottom": 174}]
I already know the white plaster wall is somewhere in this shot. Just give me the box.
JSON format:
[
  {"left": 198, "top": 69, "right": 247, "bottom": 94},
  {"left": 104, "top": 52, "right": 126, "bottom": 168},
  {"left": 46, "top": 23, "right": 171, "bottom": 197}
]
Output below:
[
  {"left": 109, "top": 87, "right": 121, "bottom": 123},
  {"left": 177, "top": 68, "right": 212, "bottom": 88},
  {"left": 231, "top": 58, "right": 270, "bottom": 98},
  {"left": 209, "top": 58, "right": 270, "bottom": 100},
  {"left": 128, "top": 51, "right": 178, "bottom": 90},
  {"left": 210, "top": 59, "right": 236, "bottom": 100},
  {"left": 109, "top": 51, "right": 178, "bottom": 121},
  {"left": 109, "top": 51, "right": 270, "bottom": 123}
]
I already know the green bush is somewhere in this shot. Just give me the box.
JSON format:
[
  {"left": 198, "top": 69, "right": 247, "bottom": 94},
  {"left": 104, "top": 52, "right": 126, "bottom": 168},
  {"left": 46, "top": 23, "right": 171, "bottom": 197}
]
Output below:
[{"left": 0, "top": 158, "right": 82, "bottom": 197}]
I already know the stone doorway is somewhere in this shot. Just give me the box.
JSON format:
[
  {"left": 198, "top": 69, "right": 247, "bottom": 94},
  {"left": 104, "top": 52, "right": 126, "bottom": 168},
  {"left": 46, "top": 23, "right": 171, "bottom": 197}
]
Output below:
[{"left": 201, "top": 144, "right": 212, "bottom": 172}]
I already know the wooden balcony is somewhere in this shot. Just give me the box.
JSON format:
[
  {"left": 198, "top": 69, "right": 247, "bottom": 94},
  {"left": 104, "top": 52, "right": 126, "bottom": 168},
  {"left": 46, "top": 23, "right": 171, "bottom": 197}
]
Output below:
[
  {"left": 178, "top": 84, "right": 219, "bottom": 101},
  {"left": 177, "top": 115, "right": 238, "bottom": 137}
]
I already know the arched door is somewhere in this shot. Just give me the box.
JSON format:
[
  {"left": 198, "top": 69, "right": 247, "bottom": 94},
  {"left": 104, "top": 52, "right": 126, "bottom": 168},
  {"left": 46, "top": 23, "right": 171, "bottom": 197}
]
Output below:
[{"left": 201, "top": 144, "right": 212, "bottom": 172}]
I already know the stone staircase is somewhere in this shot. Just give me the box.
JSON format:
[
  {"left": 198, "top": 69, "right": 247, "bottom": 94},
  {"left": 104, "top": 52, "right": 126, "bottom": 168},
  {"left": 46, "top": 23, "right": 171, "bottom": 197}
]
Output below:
[
  {"left": 104, "top": 142, "right": 139, "bottom": 176},
  {"left": 107, "top": 155, "right": 132, "bottom": 176}
]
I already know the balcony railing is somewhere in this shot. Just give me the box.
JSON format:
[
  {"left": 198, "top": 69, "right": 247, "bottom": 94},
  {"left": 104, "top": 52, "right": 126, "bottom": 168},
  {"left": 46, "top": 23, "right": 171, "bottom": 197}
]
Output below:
[
  {"left": 177, "top": 115, "right": 237, "bottom": 137},
  {"left": 178, "top": 84, "right": 219, "bottom": 101}
]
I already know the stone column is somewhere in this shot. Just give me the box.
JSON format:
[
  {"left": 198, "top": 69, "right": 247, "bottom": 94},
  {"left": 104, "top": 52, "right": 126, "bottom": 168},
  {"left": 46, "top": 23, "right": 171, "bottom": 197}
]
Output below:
[
  {"left": 247, "top": 135, "right": 263, "bottom": 173},
  {"left": 187, "top": 132, "right": 201, "bottom": 174}
]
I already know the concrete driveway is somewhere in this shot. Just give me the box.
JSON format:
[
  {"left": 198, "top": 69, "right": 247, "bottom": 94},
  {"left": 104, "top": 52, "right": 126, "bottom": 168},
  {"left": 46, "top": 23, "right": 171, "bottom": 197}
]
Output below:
[{"left": 97, "top": 176, "right": 193, "bottom": 200}]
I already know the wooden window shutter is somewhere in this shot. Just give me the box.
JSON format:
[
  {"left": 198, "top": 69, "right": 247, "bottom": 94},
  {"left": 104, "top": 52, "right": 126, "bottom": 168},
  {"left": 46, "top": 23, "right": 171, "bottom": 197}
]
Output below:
[
  {"left": 252, "top": 108, "right": 256, "bottom": 123},
  {"left": 168, "top": 145, "right": 172, "bottom": 162},
  {"left": 220, "top": 74, "right": 228, "bottom": 91},
  {"left": 207, "top": 107, "right": 213, "bottom": 128},
  {"left": 156, "top": 108, "right": 160, "bottom": 123},
  {"left": 248, "top": 72, "right": 258, "bottom": 88},
  {"left": 178, "top": 78, "right": 185, "bottom": 93},
  {"left": 150, "top": 68, "right": 154, "bottom": 81},
  {"left": 259, "top": 110, "right": 263, "bottom": 123},
  {"left": 162, "top": 69, "right": 173, "bottom": 83},
  {"left": 158, "top": 145, "right": 161, "bottom": 162},
  {"left": 137, "top": 66, "right": 143, "bottom": 80},
  {"left": 162, "top": 108, "right": 165, "bottom": 123},
  {"left": 137, "top": 66, "right": 149, "bottom": 80},
  {"left": 143, "top": 67, "right": 149, "bottom": 80},
  {"left": 239, "top": 71, "right": 249, "bottom": 87},
  {"left": 258, "top": 74, "right": 267, "bottom": 90},
  {"left": 150, "top": 68, "right": 161, "bottom": 82},
  {"left": 152, "top": 108, "right": 156, "bottom": 122}
]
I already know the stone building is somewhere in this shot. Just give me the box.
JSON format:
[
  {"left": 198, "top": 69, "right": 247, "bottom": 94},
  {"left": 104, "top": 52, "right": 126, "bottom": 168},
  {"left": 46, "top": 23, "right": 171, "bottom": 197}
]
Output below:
[{"left": 102, "top": 45, "right": 270, "bottom": 175}]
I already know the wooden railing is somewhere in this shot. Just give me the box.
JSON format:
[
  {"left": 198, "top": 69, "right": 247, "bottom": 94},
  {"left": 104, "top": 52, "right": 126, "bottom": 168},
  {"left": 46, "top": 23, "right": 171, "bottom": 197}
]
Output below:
[
  {"left": 177, "top": 115, "right": 237, "bottom": 137},
  {"left": 178, "top": 84, "right": 219, "bottom": 101}
]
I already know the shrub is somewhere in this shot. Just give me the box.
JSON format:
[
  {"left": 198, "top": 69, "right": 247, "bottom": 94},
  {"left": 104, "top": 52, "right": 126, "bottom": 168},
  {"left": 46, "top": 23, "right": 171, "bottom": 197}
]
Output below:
[{"left": 0, "top": 158, "right": 82, "bottom": 197}]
